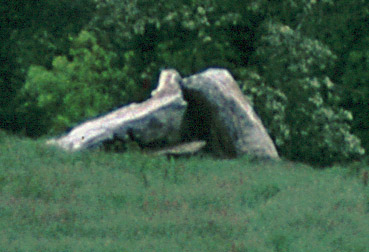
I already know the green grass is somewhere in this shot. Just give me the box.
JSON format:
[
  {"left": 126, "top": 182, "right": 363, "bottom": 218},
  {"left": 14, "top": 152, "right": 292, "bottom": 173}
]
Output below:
[{"left": 0, "top": 132, "right": 368, "bottom": 251}]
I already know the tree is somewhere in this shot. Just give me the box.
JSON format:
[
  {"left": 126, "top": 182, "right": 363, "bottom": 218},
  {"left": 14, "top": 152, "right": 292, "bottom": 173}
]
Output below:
[
  {"left": 0, "top": 0, "right": 95, "bottom": 135},
  {"left": 20, "top": 30, "right": 139, "bottom": 135},
  {"left": 236, "top": 22, "right": 364, "bottom": 166}
]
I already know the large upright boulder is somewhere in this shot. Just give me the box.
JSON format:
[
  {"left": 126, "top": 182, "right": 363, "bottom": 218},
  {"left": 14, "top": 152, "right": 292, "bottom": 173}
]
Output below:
[
  {"left": 47, "top": 69, "right": 187, "bottom": 151},
  {"left": 180, "top": 68, "right": 279, "bottom": 159}
]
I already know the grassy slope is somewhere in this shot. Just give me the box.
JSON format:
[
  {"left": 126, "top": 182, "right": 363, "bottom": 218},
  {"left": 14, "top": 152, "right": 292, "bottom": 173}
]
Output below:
[{"left": 0, "top": 132, "right": 368, "bottom": 252}]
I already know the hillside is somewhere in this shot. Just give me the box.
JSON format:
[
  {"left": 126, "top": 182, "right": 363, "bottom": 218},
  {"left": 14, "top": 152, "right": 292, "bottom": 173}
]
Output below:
[{"left": 0, "top": 132, "right": 368, "bottom": 251}]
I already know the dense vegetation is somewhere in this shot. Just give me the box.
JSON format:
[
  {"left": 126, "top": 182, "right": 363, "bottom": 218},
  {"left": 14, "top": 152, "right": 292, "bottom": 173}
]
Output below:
[
  {"left": 0, "top": 133, "right": 368, "bottom": 251},
  {"left": 1, "top": 0, "right": 368, "bottom": 166}
]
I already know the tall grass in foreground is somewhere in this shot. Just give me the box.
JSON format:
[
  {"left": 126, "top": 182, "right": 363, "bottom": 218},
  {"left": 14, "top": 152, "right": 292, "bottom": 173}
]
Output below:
[{"left": 0, "top": 132, "right": 368, "bottom": 252}]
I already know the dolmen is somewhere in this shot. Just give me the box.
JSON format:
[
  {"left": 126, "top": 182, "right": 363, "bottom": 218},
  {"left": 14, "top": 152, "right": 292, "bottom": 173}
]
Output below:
[{"left": 47, "top": 68, "right": 279, "bottom": 160}]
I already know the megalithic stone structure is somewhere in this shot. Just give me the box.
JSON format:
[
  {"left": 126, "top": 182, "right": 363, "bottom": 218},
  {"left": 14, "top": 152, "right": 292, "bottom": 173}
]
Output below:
[
  {"left": 47, "top": 68, "right": 279, "bottom": 160},
  {"left": 47, "top": 69, "right": 187, "bottom": 151}
]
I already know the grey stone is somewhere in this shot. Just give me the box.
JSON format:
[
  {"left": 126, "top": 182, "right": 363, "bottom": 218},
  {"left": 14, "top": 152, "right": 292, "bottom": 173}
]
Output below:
[
  {"left": 47, "top": 69, "right": 187, "bottom": 151},
  {"left": 146, "top": 140, "right": 206, "bottom": 157},
  {"left": 180, "top": 68, "right": 279, "bottom": 159}
]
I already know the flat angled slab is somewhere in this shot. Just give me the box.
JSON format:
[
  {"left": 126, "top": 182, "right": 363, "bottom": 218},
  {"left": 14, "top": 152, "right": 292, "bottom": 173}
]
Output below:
[
  {"left": 146, "top": 140, "right": 207, "bottom": 157},
  {"left": 47, "top": 69, "right": 187, "bottom": 151}
]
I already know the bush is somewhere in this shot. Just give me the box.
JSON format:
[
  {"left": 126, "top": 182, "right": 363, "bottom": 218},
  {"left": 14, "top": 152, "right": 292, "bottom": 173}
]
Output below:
[
  {"left": 236, "top": 22, "right": 365, "bottom": 166},
  {"left": 20, "top": 30, "right": 140, "bottom": 135}
]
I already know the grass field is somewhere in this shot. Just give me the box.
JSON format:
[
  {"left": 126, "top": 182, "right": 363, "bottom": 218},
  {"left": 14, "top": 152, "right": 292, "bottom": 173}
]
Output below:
[{"left": 0, "top": 131, "right": 368, "bottom": 251}]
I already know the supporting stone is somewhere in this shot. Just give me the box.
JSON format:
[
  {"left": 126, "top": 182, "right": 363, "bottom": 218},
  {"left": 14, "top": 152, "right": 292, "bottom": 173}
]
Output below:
[{"left": 180, "top": 68, "right": 279, "bottom": 159}]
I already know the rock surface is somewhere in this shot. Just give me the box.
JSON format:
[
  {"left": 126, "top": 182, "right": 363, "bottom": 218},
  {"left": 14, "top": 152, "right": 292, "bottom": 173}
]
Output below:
[
  {"left": 180, "top": 68, "right": 279, "bottom": 159},
  {"left": 146, "top": 141, "right": 206, "bottom": 157},
  {"left": 47, "top": 69, "right": 187, "bottom": 151}
]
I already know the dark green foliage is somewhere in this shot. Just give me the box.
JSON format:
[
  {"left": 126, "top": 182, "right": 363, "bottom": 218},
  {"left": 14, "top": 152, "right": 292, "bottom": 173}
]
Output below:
[
  {"left": 0, "top": 0, "right": 95, "bottom": 134},
  {"left": 340, "top": 35, "right": 369, "bottom": 152},
  {"left": 238, "top": 0, "right": 369, "bottom": 158},
  {"left": 19, "top": 31, "right": 140, "bottom": 135},
  {"left": 88, "top": 0, "right": 248, "bottom": 78},
  {"left": 236, "top": 22, "right": 364, "bottom": 166},
  {"left": 289, "top": 0, "right": 369, "bottom": 154}
]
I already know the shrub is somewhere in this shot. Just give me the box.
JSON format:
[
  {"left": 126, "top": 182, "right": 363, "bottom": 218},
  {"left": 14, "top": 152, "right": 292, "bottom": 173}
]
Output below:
[
  {"left": 20, "top": 30, "right": 139, "bottom": 135},
  {"left": 236, "top": 22, "right": 365, "bottom": 166}
]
